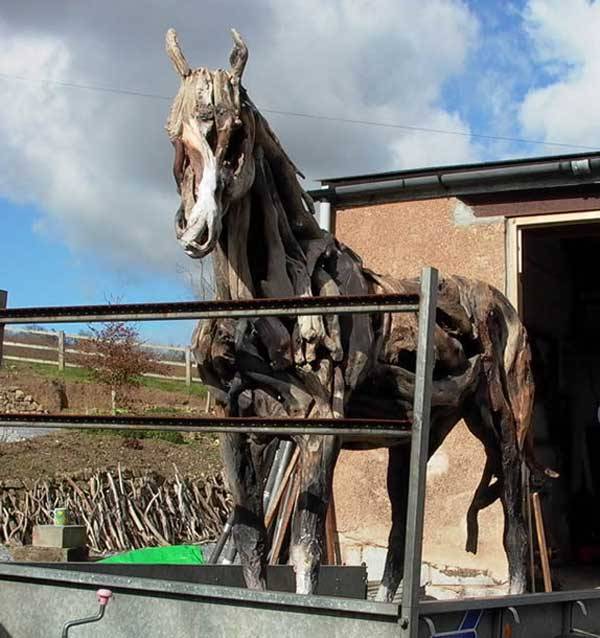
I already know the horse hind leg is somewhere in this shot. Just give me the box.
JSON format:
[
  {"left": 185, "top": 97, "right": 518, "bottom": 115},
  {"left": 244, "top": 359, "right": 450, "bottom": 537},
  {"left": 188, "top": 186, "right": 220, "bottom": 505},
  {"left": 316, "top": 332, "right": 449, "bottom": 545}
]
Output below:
[
  {"left": 463, "top": 408, "right": 502, "bottom": 555},
  {"left": 498, "top": 410, "right": 529, "bottom": 595},
  {"left": 464, "top": 398, "right": 527, "bottom": 593},
  {"left": 465, "top": 455, "right": 502, "bottom": 554}
]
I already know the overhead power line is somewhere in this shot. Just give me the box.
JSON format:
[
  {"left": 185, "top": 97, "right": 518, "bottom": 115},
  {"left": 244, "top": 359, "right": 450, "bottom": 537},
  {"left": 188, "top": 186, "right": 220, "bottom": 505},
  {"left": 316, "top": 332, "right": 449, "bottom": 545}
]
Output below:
[{"left": 0, "top": 71, "right": 597, "bottom": 151}]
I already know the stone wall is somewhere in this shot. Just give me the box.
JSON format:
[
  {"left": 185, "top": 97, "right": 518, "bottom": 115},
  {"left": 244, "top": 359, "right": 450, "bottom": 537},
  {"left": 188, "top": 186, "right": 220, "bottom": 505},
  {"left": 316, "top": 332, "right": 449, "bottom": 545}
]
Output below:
[{"left": 0, "top": 386, "right": 45, "bottom": 415}]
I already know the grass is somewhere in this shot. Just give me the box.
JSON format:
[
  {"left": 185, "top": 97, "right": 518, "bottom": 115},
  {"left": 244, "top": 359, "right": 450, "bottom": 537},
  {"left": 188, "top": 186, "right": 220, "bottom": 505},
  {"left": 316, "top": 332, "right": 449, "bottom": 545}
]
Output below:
[
  {"left": 143, "top": 406, "right": 188, "bottom": 415},
  {"left": 10, "top": 360, "right": 94, "bottom": 382},
  {"left": 137, "top": 375, "right": 207, "bottom": 398},
  {"left": 4, "top": 361, "right": 209, "bottom": 446},
  {"left": 81, "top": 428, "right": 187, "bottom": 445},
  {"left": 6, "top": 360, "right": 207, "bottom": 397}
]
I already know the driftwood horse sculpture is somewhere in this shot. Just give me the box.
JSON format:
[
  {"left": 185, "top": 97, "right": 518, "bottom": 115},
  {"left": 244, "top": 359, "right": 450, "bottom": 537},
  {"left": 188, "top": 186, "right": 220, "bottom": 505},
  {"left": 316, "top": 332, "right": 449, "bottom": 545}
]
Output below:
[{"left": 165, "top": 29, "right": 538, "bottom": 599}]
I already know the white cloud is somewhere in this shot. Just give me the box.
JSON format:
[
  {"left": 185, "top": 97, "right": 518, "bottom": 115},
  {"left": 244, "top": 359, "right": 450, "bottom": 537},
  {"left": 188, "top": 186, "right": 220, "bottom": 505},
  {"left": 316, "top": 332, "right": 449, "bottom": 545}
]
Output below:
[
  {"left": 519, "top": 0, "right": 600, "bottom": 147},
  {"left": 253, "top": 0, "right": 480, "bottom": 175},
  {"left": 0, "top": 20, "right": 180, "bottom": 275},
  {"left": 390, "top": 110, "right": 478, "bottom": 168},
  {"left": 0, "top": 2, "right": 480, "bottom": 277}
]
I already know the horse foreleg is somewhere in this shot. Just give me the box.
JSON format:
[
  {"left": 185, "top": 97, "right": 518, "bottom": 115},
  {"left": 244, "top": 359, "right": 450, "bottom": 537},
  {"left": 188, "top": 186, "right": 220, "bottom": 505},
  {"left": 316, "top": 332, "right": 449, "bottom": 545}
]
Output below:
[
  {"left": 220, "top": 432, "right": 268, "bottom": 589},
  {"left": 290, "top": 435, "right": 340, "bottom": 594},
  {"left": 376, "top": 444, "right": 411, "bottom": 603}
]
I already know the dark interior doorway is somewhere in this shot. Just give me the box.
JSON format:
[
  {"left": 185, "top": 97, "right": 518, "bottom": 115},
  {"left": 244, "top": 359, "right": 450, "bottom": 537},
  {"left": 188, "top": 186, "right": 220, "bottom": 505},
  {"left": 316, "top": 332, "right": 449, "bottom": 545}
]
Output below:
[{"left": 521, "top": 222, "right": 600, "bottom": 585}]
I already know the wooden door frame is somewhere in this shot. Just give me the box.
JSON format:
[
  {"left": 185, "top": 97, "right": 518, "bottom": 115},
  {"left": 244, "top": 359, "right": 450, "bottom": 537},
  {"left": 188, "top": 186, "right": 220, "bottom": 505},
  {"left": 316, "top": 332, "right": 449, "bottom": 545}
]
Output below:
[{"left": 505, "top": 210, "right": 600, "bottom": 314}]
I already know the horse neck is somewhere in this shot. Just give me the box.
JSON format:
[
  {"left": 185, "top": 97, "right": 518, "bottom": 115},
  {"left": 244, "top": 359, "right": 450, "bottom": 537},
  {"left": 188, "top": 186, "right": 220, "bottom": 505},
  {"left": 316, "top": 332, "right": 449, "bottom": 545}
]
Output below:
[
  {"left": 214, "top": 143, "right": 334, "bottom": 305},
  {"left": 213, "top": 191, "right": 257, "bottom": 303}
]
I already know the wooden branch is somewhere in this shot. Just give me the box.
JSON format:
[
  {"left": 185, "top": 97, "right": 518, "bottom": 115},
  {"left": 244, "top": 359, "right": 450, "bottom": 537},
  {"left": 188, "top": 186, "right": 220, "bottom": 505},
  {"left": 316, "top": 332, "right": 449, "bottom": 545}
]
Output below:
[
  {"left": 265, "top": 447, "right": 300, "bottom": 528},
  {"left": 227, "top": 196, "right": 254, "bottom": 301},
  {"left": 165, "top": 29, "right": 191, "bottom": 78},
  {"left": 253, "top": 388, "right": 288, "bottom": 418},
  {"left": 191, "top": 320, "right": 228, "bottom": 403},
  {"left": 532, "top": 492, "right": 552, "bottom": 592},
  {"left": 228, "top": 29, "right": 248, "bottom": 83},
  {"left": 228, "top": 108, "right": 256, "bottom": 201},
  {"left": 312, "top": 267, "right": 343, "bottom": 362},
  {"left": 0, "top": 469, "right": 232, "bottom": 552},
  {"left": 253, "top": 109, "right": 322, "bottom": 239},
  {"left": 331, "top": 248, "right": 374, "bottom": 392},
  {"left": 332, "top": 366, "right": 345, "bottom": 419},
  {"left": 324, "top": 497, "right": 337, "bottom": 565},
  {"left": 213, "top": 233, "right": 232, "bottom": 301},
  {"left": 253, "top": 150, "right": 294, "bottom": 298},
  {"left": 213, "top": 69, "right": 239, "bottom": 166},
  {"left": 210, "top": 318, "right": 236, "bottom": 382},
  {"left": 254, "top": 317, "right": 293, "bottom": 371},
  {"left": 269, "top": 469, "right": 300, "bottom": 565},
  {"left": 247, "top": 371, "right": 314, "bottom": 417}
]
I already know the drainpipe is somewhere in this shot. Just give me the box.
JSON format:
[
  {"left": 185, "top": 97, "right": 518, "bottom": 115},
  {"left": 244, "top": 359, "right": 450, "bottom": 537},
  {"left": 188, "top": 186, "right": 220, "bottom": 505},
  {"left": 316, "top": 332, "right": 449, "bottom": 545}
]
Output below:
[
  {"left": 62, "top": 589, "right": 112, "bottom": 637},
  {"left": 318, "top": 201, "right": 332, "bottom": 232}
]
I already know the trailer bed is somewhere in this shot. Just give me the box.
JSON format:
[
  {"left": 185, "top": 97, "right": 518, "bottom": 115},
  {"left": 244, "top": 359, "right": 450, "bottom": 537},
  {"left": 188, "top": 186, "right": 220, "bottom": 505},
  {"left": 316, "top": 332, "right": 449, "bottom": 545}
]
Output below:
[{"left": 1, "top": 563, "right": 600, "bottom": 637}]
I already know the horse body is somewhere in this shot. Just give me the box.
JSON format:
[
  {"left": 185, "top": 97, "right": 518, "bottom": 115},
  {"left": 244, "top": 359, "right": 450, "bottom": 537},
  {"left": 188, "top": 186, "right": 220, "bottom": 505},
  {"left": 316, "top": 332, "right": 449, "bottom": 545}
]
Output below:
[{"left": 165, "top": 29, "right": 535, "bottom": 599}]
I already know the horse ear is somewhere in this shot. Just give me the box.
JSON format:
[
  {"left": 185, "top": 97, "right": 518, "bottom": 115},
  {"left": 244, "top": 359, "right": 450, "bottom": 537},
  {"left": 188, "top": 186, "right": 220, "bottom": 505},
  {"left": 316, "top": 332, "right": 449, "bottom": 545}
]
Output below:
[
  {"left": 165, "top": 28, "right": 191, "bottom": 78},
  {"left": 229, "top": 28, "right": 248, "bottom": 82}
]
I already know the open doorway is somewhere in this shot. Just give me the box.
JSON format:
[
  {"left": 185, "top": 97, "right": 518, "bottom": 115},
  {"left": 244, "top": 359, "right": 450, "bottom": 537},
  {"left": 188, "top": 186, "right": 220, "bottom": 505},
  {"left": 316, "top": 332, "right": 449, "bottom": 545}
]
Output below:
[{"left": 519, "top": 219, "right": 600, "bottom": 587}]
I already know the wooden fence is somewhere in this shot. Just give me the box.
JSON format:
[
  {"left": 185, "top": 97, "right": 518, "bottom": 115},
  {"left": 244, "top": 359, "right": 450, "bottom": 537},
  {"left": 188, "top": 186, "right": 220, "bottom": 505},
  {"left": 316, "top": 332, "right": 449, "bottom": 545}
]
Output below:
[{"left": 3, "top": 328, "right": 199, "bottom": 387}]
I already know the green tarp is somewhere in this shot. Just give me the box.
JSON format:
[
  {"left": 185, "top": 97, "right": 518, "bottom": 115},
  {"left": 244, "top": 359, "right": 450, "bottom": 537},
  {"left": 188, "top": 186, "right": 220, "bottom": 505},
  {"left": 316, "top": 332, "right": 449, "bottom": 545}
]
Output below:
[{"left": 99, "top": 545, "right": 205, "bottom": 565}]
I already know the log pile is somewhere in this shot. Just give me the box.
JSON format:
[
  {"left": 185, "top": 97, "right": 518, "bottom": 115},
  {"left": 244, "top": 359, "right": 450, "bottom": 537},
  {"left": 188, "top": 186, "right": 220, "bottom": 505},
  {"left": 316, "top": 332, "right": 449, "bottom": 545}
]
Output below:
[{"left": 0, "top": 467, "right": 231, "bottom": 553}]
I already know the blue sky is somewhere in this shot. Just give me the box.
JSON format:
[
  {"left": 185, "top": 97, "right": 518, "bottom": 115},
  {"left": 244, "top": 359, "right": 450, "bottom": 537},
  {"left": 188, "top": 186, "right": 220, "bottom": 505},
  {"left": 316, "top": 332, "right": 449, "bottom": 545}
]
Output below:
[
  {"left": 1, "top": 199, "right": 198, "bottom": 344},
  {"left": 1, "top": 0, "right": 598, "bottom": 345}
]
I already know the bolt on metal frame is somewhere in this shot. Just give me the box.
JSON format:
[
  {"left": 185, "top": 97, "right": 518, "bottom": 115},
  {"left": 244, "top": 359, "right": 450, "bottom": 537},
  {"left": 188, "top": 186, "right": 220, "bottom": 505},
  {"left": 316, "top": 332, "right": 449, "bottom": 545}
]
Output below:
[{"left": 0, "top": 267, "right": 438, "bottom": 638}]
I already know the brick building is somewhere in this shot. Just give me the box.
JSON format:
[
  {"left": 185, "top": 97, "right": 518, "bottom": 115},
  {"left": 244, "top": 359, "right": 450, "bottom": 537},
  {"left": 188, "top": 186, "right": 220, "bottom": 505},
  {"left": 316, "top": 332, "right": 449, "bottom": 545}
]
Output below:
[{"left": 312, "top": 151, "right": 600, "bottom": 592}]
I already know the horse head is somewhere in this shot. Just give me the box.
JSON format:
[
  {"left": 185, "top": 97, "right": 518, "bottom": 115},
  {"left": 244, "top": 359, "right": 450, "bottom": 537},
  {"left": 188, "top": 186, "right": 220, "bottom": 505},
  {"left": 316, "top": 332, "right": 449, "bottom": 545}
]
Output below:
[{"left": 165, "top": 28, "right": 256, "bottom": 259}]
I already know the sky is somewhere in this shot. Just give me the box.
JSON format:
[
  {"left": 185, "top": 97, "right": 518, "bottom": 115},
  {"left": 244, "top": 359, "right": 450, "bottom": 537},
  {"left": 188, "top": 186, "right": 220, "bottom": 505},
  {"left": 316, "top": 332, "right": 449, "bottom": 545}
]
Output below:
[{"left": 1, "top": 0, "right": 599, "bottom": 345}]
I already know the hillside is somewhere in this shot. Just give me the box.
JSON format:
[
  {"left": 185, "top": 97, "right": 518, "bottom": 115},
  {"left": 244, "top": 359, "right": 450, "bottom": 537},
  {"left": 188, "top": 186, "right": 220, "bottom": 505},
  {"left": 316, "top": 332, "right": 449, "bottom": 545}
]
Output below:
[{"left": 0, "top": 362, "right": 221, "bottom": 480}]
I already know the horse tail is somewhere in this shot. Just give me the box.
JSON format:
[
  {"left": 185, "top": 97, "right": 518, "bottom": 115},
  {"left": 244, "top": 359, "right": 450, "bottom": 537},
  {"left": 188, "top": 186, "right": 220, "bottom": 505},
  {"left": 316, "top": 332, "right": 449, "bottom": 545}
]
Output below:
[{"left": 498, "top": 293, "right": 558, "bottom": 480}]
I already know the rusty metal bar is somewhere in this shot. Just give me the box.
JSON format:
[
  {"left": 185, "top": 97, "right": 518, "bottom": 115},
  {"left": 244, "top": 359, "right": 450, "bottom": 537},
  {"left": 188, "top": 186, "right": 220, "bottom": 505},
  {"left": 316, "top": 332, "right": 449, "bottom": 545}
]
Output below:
[
  {"left": 0, "top": 413, "right": 412, "bottom": 438},
  {"left": 0, "top": 293, "right": 419, "bottom": 325},
  {"left": 399, "top": 267, "right": 438, "bottom": 638}
]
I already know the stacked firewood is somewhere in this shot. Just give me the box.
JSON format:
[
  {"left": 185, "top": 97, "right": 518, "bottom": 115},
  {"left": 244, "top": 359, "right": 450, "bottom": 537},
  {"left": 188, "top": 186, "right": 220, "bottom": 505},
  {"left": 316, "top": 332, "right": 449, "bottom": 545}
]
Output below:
[{"left": 0, "top": 467, "right": 231, "bottom": 553}]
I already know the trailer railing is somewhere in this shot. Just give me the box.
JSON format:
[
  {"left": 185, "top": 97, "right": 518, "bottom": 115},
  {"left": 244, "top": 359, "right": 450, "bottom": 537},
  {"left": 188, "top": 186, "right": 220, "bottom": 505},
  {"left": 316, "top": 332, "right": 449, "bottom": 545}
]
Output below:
[{"left": 0, "top": 267, "right": 438, "bottom": 638}]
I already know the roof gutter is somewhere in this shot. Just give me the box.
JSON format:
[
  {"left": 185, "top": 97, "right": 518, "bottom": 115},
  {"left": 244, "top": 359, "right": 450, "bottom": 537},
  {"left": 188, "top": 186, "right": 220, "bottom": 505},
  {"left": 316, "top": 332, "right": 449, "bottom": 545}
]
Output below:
[{"left": 310, "top": 157, "right": 600, "bottom": 208}]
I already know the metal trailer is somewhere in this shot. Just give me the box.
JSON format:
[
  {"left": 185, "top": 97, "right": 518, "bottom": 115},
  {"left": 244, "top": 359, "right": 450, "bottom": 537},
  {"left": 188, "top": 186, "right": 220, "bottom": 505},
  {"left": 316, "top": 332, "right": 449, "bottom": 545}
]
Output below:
[{"left": 1, "top": 268, "right": 600, "bottom": 637}]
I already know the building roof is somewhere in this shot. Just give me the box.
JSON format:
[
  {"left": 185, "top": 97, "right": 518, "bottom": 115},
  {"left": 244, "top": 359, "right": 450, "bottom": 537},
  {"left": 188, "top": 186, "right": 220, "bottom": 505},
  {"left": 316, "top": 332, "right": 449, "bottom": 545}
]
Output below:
[{"left": 310, "top": 151, "right": 600, "bottom": 207}]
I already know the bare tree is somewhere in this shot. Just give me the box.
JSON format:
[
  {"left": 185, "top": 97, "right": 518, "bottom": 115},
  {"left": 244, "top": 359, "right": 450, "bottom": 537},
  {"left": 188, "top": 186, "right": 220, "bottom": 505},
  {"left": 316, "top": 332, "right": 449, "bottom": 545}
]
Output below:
[{"left": 77, "top": 323, "right": 160, "bottom": 414}]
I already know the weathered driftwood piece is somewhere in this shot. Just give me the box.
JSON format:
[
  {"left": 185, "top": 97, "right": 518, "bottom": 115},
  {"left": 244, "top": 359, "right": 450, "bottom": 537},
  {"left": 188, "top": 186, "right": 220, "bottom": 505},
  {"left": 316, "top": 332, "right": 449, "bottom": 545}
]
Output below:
[
  {"left": 269, "top": 470, "right": 300, "bottom": 565},
  {"left": 265, "top": 447, "right": 300, "bottom": 529},
  {"left": 325, "top": 496, "right": 339, "bottom": 565},
  {"left": 166, "top": 29, "right": 549, "bottom": 599}
]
